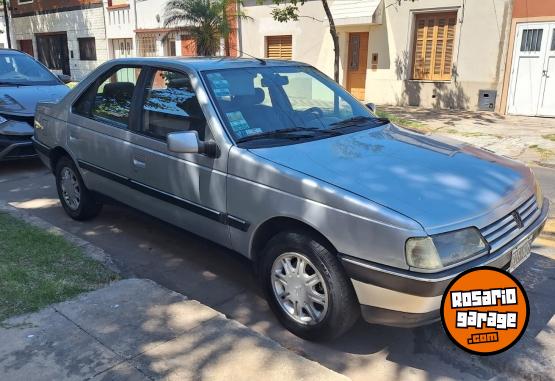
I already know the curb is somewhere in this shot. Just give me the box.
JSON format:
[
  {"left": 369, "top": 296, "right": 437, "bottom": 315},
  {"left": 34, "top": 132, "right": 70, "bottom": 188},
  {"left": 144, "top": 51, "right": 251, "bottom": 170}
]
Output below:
[{"left": 0, "top": 201, "right": 121, "bottom": 275}]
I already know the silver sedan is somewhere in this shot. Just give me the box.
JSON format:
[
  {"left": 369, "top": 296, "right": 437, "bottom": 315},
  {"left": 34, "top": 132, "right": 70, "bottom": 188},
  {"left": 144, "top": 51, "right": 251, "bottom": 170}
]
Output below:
[{"left": 33, "top": 57, "right": 548, "bottom": 340}]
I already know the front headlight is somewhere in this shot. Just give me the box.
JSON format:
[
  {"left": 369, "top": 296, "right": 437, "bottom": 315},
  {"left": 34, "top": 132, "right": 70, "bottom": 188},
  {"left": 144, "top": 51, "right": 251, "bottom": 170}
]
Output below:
[
  {"left": 535, "top": 178, "right": 544, "bottom": 210},
  {"left": 406, "top": 228, "right": 488, "bottom": 270}
]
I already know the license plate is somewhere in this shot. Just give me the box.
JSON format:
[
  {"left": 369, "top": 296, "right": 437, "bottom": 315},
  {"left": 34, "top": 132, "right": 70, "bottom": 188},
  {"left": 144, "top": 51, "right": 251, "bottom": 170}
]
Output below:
[{"left": 509, "top": 236, "right": 532, "bottom": 272}]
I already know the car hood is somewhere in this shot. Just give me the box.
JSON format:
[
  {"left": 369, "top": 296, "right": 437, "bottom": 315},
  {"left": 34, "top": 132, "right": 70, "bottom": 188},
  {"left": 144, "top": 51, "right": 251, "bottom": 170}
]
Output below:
[
  {"left": 249, "top": 124, "right": 532, "bottom": 231},
  {"left": 0, "top": 84, "right": 69, "bottom": 117}
]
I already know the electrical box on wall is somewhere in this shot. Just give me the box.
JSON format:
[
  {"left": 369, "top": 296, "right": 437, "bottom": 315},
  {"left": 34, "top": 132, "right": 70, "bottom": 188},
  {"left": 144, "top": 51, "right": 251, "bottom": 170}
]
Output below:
[{"left": 478, "top": 90, "right": 497, "bottom": 111}]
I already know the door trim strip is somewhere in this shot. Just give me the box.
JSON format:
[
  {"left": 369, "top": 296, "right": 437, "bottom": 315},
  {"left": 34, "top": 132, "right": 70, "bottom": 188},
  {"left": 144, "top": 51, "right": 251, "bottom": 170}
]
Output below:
[{"left": 77, "top": 160, "right": 250, "bottom": 232}]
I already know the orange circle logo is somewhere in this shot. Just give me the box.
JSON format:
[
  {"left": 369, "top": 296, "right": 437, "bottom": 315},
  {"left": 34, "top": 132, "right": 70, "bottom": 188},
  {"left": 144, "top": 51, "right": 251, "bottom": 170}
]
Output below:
[{"left": 441, "top": 267, "right": 529, "bottom": 355}]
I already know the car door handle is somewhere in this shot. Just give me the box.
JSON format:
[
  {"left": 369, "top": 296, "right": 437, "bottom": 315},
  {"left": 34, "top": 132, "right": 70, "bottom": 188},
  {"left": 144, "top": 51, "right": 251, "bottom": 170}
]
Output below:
[
  {"left": 133, "top": 159, "right": 146, "bottom": 169},
  {"left": 69, "top": 134, "right": 79, "bottom": 142}
]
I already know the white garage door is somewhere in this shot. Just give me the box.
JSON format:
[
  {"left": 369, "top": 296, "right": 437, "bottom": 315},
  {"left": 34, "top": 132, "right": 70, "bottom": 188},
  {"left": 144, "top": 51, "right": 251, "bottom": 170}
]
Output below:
[{"left": 508, "top": 22, "right": 555, "bottom": 117}]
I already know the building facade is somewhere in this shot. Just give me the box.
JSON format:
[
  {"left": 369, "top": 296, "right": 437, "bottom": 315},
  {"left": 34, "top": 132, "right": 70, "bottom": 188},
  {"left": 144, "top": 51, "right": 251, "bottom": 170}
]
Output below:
[
  {"left": 500, "top": 0, "right": 555, "bottom": 116},
  {"left": 240, "top": 0, "right": 514, "bottom": 111},
  {"left": 7, "top": 0, "right": 238, "bottom": 80},
  {"left": 10, "top": 0, "right": 109, "bottom": 80},
  {"left": 4, "top": 0, "right": 553, "bottom": 116}
]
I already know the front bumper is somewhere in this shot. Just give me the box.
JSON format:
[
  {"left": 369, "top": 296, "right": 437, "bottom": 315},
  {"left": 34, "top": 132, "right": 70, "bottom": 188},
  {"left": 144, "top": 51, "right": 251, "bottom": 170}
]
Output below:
[
  {"left": 0, "top": 134, "right": 36, "bottom": 161},
  {"left": 341, "top": 198, "right": 549, "bottom": 328}
]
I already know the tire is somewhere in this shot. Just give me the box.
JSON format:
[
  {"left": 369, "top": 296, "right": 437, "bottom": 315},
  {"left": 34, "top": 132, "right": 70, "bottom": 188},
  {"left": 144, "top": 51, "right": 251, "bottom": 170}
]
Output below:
[
  {"left": 259, "top": 230, "right": 360, "bottom": 341},
  {"left": 55, "top": 156, "right": 102, "bottom": 221}
]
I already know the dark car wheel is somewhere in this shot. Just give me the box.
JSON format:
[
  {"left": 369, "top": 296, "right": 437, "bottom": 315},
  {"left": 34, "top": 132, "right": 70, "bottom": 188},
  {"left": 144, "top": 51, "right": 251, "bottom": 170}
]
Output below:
[
  {"left": 259, "top": 230, "right": 360, "bottom": 341},
  {"left": 55, "top": 156, "right": 102, "bottom": 221}
]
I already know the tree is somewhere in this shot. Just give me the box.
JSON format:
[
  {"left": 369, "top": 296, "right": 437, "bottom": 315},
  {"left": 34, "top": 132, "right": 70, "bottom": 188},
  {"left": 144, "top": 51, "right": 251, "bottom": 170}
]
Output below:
[
  {"left": 263, "top": 0, "right": 339, "bottom": 82},
  {"left": 164, "top": 0, "right": 244, "bottom": 56}
]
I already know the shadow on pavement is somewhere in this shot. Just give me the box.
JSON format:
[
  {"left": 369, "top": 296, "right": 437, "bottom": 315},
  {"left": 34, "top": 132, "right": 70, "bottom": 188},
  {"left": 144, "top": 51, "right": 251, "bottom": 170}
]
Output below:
[{"left": 1, "top": 161, "right": 554, "bottom": 381}]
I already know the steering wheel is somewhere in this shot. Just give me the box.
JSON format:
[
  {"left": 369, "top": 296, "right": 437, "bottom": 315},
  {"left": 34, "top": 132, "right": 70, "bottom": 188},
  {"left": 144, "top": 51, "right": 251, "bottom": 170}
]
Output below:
[{"left": 301, "top": 107, "right": 324, "bottom": 119}]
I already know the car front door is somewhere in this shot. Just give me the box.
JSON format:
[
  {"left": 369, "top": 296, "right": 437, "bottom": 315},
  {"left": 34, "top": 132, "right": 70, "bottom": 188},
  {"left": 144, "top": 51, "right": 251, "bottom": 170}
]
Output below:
[
  {"left": 125, "top": 66, "right": 231, "bottom": 246},
  {"left": 68, "top": 65, "right": 145, "bottom": 202}
]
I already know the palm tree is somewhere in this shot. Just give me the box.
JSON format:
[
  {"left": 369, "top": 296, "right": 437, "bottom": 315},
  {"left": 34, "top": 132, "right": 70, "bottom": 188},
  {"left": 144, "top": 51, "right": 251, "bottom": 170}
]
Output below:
[{"left": 164, "top": 0, "right": 242, "bottom": 56}]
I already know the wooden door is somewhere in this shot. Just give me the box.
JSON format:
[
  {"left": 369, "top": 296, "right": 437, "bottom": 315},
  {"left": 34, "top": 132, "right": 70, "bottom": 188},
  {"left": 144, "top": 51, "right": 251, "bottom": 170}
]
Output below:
[
  {"left": 346, "top": 32, "right": 369, "bottom": 101},
  {"left": 18, "top": 40, "right": 34, "bottom": 57}
]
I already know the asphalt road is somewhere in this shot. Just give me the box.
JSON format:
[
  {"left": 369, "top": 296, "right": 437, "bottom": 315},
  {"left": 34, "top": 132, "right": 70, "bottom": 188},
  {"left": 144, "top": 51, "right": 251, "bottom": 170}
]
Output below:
[{"left": 1, "top": 159, "right": 554, "bottom": 381}]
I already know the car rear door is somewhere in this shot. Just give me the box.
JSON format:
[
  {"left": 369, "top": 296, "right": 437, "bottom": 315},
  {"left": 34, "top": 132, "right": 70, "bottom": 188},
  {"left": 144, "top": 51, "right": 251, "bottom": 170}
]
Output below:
[
  {"left": 68, "top": 65, "right": 146, "bottom": 202},
  {"left": 124, "top": 66, "right": 232, "bottom": 247}
]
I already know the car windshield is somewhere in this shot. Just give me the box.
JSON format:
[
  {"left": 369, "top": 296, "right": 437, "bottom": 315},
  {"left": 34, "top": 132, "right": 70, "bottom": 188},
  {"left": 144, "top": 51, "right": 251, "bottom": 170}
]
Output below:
[
  {"left": 202, "top": 66, "right": 387, "bottom": 145},
  {"left": 0, "top": 53, "right": 60, "bottom": 86}
]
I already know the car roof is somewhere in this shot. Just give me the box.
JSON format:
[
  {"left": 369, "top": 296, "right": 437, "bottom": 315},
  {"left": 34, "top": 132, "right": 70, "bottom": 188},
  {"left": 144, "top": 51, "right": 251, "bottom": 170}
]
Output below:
[
  {"left": 0, "top": 49, "right": 26, "bottom": 55},
  {"left": 101, "top": 56, "right": 310, "bottom": 71}
]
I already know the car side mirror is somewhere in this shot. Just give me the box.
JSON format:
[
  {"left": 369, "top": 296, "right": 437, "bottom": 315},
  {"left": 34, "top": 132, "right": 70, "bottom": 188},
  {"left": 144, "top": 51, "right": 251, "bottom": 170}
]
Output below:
[
  {"left": 365, "top": 102, "right": 376, "bottom": 113},
  {"left": 167, "top": 131, "right": 219, "bottom": 157},
  {"left": 57, "top": 74, "right": 72, "bottom": 84}
]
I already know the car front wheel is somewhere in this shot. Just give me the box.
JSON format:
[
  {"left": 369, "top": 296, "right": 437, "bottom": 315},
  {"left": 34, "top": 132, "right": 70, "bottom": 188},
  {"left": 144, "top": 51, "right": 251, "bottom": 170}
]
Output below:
[
  {"left": 259, "top": 231, "right": 360, "bottom": 341},
  {"left": 55, "top": 156, "right": 102, "bottom": 220}
]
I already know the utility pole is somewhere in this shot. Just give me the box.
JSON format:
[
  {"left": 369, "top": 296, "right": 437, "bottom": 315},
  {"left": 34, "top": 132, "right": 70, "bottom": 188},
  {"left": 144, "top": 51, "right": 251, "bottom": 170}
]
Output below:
[{"left": 2, "top": 0, "right": 11, "bottom": 48}]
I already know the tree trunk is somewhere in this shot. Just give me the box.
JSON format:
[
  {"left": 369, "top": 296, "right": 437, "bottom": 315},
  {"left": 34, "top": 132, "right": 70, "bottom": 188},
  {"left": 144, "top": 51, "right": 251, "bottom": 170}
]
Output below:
[{"left": 321, "top": 0, "right": 339, "bottom": 82}]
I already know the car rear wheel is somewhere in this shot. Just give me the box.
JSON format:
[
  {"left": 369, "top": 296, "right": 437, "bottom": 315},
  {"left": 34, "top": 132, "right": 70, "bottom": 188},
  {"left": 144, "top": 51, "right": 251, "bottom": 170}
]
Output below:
[
  {"left": 55, "top": 156, "right": 102, "bottom": 220},
  {"left": 259, "top": 231, "right": 360, "bottom": 341}
]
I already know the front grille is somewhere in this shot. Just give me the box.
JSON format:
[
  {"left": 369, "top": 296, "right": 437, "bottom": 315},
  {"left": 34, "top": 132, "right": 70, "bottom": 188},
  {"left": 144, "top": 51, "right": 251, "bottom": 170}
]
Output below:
[{"left": 480, "top": 195, "right": 540, "bottom": 253}]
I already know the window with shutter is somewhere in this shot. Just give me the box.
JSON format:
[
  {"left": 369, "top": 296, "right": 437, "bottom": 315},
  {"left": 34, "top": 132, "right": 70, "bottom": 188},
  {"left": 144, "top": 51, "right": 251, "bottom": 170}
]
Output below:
[
  {"left": 266, "top": 35, "right": 293, "bottom": 60},
  {"left": 78, "top": 38, "right": 97, "bottom": 61},
  {"left": 412, "top": 12, "right": 457, "bottom": 81}
]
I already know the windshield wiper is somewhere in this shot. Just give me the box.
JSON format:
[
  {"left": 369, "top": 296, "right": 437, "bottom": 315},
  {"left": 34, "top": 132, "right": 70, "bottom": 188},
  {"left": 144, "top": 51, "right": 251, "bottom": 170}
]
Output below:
[
  {"left": 330, "top": 116, "right": 390, "bottom": 129},
  {"left": 236, "top": 127, "right": 341, "bottom": 143}
]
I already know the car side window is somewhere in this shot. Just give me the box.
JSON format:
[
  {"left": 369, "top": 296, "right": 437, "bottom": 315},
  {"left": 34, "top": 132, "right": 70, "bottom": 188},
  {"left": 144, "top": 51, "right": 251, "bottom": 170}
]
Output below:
[
  {"left": 141, "top": 69, "right": 207, "bottom": 141},
  {"left": 73, "top": 66, "right": 142, "bottom": 128}
]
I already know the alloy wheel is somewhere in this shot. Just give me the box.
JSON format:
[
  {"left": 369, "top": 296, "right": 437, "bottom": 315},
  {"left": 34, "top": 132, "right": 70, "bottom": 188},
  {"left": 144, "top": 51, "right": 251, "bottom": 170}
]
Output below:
[
  {"left": 60, "top": 167, "right": 81, "bottom": 210},
  {"left": 271, "top": 252, "right": 329, "bottom": 325}
]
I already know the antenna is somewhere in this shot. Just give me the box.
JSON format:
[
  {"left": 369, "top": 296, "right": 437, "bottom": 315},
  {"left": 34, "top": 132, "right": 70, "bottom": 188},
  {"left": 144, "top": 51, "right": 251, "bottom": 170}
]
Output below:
[{"left": 228, "top": 46, "right": 266, "bottom": 65}]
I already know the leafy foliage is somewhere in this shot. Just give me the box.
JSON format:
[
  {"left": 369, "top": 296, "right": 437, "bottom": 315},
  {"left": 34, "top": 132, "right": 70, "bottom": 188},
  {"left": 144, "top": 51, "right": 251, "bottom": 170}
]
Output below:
[
  {"left": 256, "top": 0, "right": 308, "bottom": 22},
  {"left": 164, "top": 0, "right": 247, "bottom": 56}
]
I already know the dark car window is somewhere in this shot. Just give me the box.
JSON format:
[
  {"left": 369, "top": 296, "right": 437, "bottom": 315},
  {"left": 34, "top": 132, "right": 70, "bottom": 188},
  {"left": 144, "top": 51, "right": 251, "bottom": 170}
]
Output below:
[
  {"left": 0, "top": 52, "right": 60, "bottom": 86},
  {"left": 73, "top": 66, "right": 142, "bottom": 128},
  {"left": 140, "top": 69, "right": 206, "bottom": 141}
]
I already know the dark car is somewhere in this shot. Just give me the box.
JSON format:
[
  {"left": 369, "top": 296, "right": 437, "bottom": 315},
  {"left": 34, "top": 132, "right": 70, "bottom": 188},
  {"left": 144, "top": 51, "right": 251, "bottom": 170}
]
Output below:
[{"left": 0, "top": 49, "right": 70, "bottom": 161}]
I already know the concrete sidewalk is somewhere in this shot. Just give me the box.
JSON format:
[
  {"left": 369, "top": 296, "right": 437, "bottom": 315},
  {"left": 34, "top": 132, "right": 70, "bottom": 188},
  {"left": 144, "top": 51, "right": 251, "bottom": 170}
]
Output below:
[
  {"left": 0, "top": 279, "right": 349, "bottom": 381},
  {"left": 380, "top": 105, "right": 555, "bottom": 168}
]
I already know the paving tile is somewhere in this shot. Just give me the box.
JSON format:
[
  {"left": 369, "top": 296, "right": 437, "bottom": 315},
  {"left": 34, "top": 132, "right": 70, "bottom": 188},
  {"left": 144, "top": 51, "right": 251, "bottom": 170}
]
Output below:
[
  {"left": 91, "top": 362, "right": 150, "bottom": 381},
  {"left": 0, "top": 308, "right": 121, "bottom": 381},
  {"left": 132, "top": 317, "right": 350, "bottom": 381},
  {"left": 54, "top": 279, "right": 221, "bottom": 359}
]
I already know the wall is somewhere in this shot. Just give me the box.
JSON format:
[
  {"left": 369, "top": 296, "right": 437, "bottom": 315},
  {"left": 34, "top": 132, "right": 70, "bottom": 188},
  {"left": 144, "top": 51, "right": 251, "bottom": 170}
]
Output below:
[
  {"left": 241, "top": 0, "right": 512, "bottom": 111},
  {"left": 240, "top": 0, "right": 335, "bottom": 76},
  {"left": 364, "top": 0, "right": 512, "bottom": 110},
  {"left": 11, "top": 6, "right": 108, "bottom": 80},
  {"left": 11, "top": 0, "right": 103, "bottom": 16},
  {"left": 0, "top": 14, "right": 8, "bottom": 48},
  {"left": 513, "top": 0, "right": 555, "bottom": 18}
]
